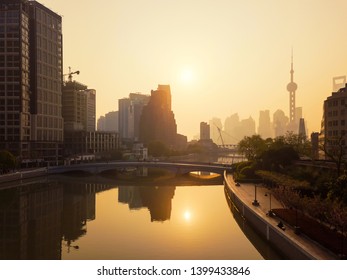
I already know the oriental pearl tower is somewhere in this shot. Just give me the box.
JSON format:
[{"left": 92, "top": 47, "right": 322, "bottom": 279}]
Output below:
[{"left": 286, "top": 51, "right": 297, "bottom": 126}]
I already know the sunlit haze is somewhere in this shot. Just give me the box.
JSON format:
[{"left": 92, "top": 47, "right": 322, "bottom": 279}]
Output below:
[{"left": 40, "top": 0, "right": 347, "bottom": 140}]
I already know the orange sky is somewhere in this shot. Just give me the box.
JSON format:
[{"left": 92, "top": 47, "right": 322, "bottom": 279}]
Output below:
[{"left": 40, "top": 0, "right": 347, "bottom": 140}]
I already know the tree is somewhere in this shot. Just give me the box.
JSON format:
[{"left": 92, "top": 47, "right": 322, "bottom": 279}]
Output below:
[
  {"left": 321, "top": 135, "right": 346, "bottom": 177},
  {"left": 327, "top": 174, "right": 347, "bottom": 204},
  {"left": 271, "top": 132, "right": 311, "bottom": 157},
  {"left": 0, "top": 150, "right": 16, "bottom": 173},
  {"left": 259, "top": 146, "right": 299, "bottom": 171},
  {"left": 238, "top": 135, "right": 267, "bottom": 161},
  {"left": 330, "top": 201, "right": 347, "bottom": 257},
  {"left": 148, "top": 141, "right": 169, "bottom": 157}
]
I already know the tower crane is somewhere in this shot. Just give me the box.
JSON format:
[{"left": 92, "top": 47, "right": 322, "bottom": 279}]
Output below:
[{"left": 64, "top": 66, "right": 80, "bottom": 82}]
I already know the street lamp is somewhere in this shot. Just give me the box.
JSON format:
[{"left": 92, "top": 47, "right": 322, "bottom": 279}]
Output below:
[
  {"left": 252, "top": 184, "right": 259, "bottom": 206},
  {"left": 265, "top": 192, "right": 273, "bottom": 216}
]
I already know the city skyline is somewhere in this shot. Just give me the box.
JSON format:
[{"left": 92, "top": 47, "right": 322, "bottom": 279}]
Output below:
[{"left": 37, "top": 0, "right": 347, "bottom": 140}]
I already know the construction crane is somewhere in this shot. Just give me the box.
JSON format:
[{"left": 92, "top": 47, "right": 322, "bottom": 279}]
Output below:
[{"left": 64, "top": 66, "right": 80, "bottom": 82}]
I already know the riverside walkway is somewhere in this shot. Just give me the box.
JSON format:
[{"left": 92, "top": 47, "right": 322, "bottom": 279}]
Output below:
[{"left": 224, "top": 173, "right": 338, "bottom": 260}]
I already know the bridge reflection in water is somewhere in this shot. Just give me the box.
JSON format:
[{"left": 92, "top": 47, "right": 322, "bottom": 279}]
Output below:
[
  {"left": 47, "top": 161, "right": 232, "bottom": 176},
  {"left": 0, "top": 172, "right": 279, "bottom": 260}
]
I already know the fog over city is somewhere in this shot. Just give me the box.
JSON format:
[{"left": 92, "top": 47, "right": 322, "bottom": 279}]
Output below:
[{"left": 39, "top": 0, "right": 347, "bottom": 140}]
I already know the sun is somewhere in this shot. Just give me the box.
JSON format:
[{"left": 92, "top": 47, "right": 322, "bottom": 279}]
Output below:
[
  {"left": 180, "top": 68, "right": 194, "bottom": 84},
  {"left": 183, "top": 210, "right": 192, "bottom": 221}
]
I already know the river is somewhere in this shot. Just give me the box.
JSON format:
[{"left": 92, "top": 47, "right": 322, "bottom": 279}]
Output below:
[{"left": 0, "top": 172, "right": 282, "bottom": 260}]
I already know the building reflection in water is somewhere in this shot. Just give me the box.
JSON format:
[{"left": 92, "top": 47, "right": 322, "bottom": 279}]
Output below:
[
  {"left": 0, "top": 180, "right": 112, "bottom": 259},
  {"left": 118, "top": 186, "right": 176, "bottom": 222},
  {"left": 0, "top": 181, "right": 63, "bottom": 259}
]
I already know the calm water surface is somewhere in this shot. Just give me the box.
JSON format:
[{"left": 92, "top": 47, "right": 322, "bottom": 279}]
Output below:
[{"left": 0, "top": 175, "right": 281, "bottom": 260}]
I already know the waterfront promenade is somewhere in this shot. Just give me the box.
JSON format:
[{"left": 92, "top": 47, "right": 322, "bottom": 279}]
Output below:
[{"left": 224, "top": 173, "right": 338, "bottom": 259}]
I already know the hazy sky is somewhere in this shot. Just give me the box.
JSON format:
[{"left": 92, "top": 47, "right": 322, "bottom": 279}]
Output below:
[{"left": 39, "top": 0, "right": 347, "bottom": 140}]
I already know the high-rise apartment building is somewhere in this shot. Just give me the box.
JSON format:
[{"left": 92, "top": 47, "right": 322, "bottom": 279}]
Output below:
[
  {"left": 105, "top": 111, "right": 118, "bottom": 132},
  {"left": 85, "top": 89, "right": 96, "bottom": 132},
  {"left": 97, "top": 111, "right": 119, "bottom": 132},
  {"left": 97, "top": 116, "right": 106, "bottom": 131},
  {"left": 321, "top": 83, "right": 347, "bottom": 158},
  {"left": 118, "top": 97, "right": 131, "bottom": 140},
  {"left": 62, "top": 79, "right": 119, "bottom": 158},
  {"left": 200, "top": 122, "right": 210, "bottom": 140},
  {"left": 0, "top": 0, "right": 63, "bottom": 164},
  {"left": 62, "top": 80, "right": 95, "bottom": 132}
]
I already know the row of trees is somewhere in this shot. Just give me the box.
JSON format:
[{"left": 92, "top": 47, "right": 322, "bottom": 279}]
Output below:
[
  {"left": 238, "top": 132, "right": 310, "bottom": 168},
  {"left": 236, "top": 133, "right": 347, "bottom": 252},
  {"left": 237, "top": 132, "right": 347, "bottom": 202}
]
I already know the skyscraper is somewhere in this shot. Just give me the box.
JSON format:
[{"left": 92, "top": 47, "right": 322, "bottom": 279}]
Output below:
[
  {"left": 200, "top": 122, "right": 210, "bottom": 140},
  {"left": 286, "top": 51, "right": 298, "bottom": 133},
  {"left": 118, "top": 93, "right": 149, "bottom": 142},
  {"left": 0, "top": 0, "right": 31, "bottom": 158},
  {"left": 0, "top": 0, "right": 64, "bottom": 164},
  {"left": 258, "top": 110, "right": 272, "bottom": 139},
  {"left": 139, "top": 85, "right": 184, "bottom": 149},
  {"left": 62, "top": 80, "right": 96, "bottom": 132},
  {"left": 273, "top": 109, "right": 288, "bottom": 137}
]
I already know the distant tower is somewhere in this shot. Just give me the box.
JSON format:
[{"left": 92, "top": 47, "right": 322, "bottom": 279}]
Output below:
[
  {"left": 286, "top": 50, "right": 298, "bottom": 125},
  {"left": 298, "top": 118, "right": 306, "bottom": 139}
]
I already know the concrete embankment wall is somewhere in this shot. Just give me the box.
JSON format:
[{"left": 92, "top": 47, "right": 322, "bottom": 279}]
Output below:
[
  {"left": 224, "top": 172, "right": 314, "bottom": 260},
  {"left": 0, "top": 168, "right": 47, "bottom": 184}
]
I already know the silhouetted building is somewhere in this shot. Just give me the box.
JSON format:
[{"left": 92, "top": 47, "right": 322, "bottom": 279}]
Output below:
[
  {"left": 224, "top": 114, "right": 255, "bottom": 143},
  {"left": 64, "top": 130, "right": 119, "bottom": 157},
  {"left": 273, "top": 109, "right": 288, "bottom": 137},
  {"left": 311, "top": 132, "right": 319, "bottom": 160},
  {"left": 0, "top": 0, "right": 64, "bottom": 164},
  {"left": 97, "top": 116, "right": 106, "bottom": 131},
  {"left": 298, "top": 118, "right": 306, "bottom": 138},
  {"left": 321, "top": 83, "right": 347, "bottom": 159},
  {"left": 139, "top": 85, "right": 186, "bottom": 149},
  {"left": 224, "top": 114, "right": 240, "bottom": 144},
  {"left": 85, "top": 89, "right": 96, "bottom": 131},
  {"left": 118, "top": 97, "right": 131, "bottom": 139},
  {"left": 98, "top": 111, "right": 118, "bottom": 132},
  {"left": 105, "top": 111, "right": 118, "bottom": 132},
  {"left": 258, "top": 110, "right": 272, "bottom": 139},
  {"left": 128, "top": 93, "right": 150, "bottom": 141},
  {"left": 119, "top": 93, "right": 149, "bottom": 142},
  {"left": 239, "top": 117, "right": 256, "bottom": 138},
  {"left": 200, "top": 122, "right": 210, "bottom": 140}
]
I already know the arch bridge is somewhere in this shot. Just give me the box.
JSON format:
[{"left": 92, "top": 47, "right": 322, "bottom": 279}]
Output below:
[{"left": 47, "top": 161, "right": 233, "bottom": 175}]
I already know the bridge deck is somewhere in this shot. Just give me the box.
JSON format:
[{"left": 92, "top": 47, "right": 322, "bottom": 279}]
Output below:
[{"left": 47, "top": 161, "right": 233, "bottom": 175}]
